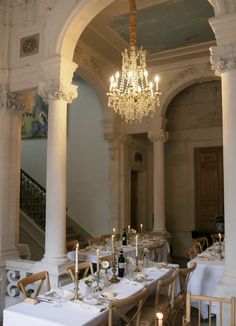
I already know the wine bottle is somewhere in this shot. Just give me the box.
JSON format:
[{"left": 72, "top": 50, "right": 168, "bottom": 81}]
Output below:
[
  {"left": 118, "top": 250, "right": 125, "bottom": 278},
  {"left": 122, "top": 228, "right": 127, "bottom": 246}
]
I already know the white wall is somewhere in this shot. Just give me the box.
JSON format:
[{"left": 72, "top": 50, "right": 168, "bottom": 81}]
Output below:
[
  {"left": 67, "top": 78, "right": 109, "bottom": 236},
  {"left": 21, "top": 78, "right": 109, "bottom": 236}
]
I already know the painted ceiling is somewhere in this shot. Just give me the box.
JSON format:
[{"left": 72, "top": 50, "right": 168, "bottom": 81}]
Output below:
[{"left": 110, "top": 0, "right": 215, "bottom": 54}]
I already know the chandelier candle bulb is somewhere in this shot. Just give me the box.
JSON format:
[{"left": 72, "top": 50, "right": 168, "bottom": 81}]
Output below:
[{"left": 75, "top": 243, "right": 79, "bottom": 273}]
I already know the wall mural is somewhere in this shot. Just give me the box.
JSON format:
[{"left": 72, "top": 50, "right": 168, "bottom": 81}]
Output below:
[{"left": 21, "top": 89, "right": 48, "bottom": 139}]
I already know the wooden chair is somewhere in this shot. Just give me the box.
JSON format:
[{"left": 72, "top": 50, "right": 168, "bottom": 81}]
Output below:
[
  {"left": 172, "top": 262, "right": 197, "bottom": 324},
  {"left": 141, "top": 241, "right": 166, "bottom": 262},
  {"left": 67, "top": 261, "right": 94, "bottom": 282},
  {"left": 193, "top": 236, "right": 209, "bottom": 252},
  {"left": 17, "top": 271, "right": 50, "bottom": 299},
  {"left": 183, "top": 292, "right": 236, "bottom": 326},
  {"left": 88, "top": 237, "right": 104, "bottom": 246},
  {"left": 141, "top": 269, "right": 179, "bottom": 325},
  {"left": 66, "top": 239, "right": 79, "bottom": 251},
  {"left": 98, "top": 254, "right": 113, "bottom": 265},
  {"left": 187, "top": 245, "right": 198, "bottom": 260},
  {"left": 210, "top": 233, "right": 224, "bottom": 243},
  {"left": 108, "top": 286, "right": 149, "bottom": 326}
]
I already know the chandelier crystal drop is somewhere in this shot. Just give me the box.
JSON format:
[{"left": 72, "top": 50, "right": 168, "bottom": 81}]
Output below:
[{"left": 107, "top": 0, "right": 161, "bottom": 123}]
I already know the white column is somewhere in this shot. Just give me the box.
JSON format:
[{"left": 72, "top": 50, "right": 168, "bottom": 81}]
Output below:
[
  {"left": 38, "top": 80, "right": 77, "bottom": 264},
  {"left": 119, "top": 135, "right": 131, "bottom": 229},
  {"left": 148, "top": 130, "right": 168, "bottom": 231},
  {"left": 211, "top": 43, "right": 236, "bottom": 298},
  {"left": 0, "top": 91, "right": 24, "bottom": 260}
]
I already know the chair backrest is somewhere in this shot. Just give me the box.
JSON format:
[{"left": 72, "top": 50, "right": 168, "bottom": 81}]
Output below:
[
  {"left": 193, "top": 236, "right": 209, "bottom": 252},
  {"left": 178, "top": 262, "right": 197, "bottom": 297},
  {"left": 155, "top": 269, "right": 179, "bottom": 311},
  {"left": 17, "top": 271, "right": 50, "bottom": 299},
  {"left": 67, "top": 261, "right": 94, "bottom": 282},
  {"left": 66, "top": 239, "right": 79, "bottom": 252},
  {"left": 210, "top": 233, "right": 224, "bottom": 243},
  {"left": 88, "top": 237, "right": 104, "bottom": 246},
  {"left": 184, "top": 292, "right": 236, "bottom": 326},
  {"left": 101, "top": 233, "right": 113, "bottom": 239},
  {"left": 187, "top": 244, "right": 199, "bottom": 260},
  {"left": 108, "top": 286, "right": 149, "bottom": 326}
]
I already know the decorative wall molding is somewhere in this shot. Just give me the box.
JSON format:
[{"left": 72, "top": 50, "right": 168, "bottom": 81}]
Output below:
[
  {"left": 74, "top": 45, "right": 109, "bottom": 84},
  {"left": 148, "top": 130, "right": 168, "bottom": 143},
  {"left": 210, "top": 43, "right": 236, "bottom": 74},
  {"left": 38, "top": 80, "right": 78, "bottom": 103},
  {"left": 0, "top": 91, "right": 25, "bottom": 112},
  {"left": 167, "top": 67, "right": 198, "bottom": 89}
]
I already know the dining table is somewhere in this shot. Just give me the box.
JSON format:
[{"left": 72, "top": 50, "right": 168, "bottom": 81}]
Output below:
[
  {"left": 187, "top": 241, "right": 225, "bottom": 318},
  {"left": 67, "top": 237, "right": 170, "bottom": 264},
  {"left": 3, "top": 262, "right": 177, "bottom": 326}
]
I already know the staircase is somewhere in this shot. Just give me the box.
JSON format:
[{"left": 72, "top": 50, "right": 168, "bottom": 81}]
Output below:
[{"left": 20, "top": 170, "right": 91, "bottom": 260}]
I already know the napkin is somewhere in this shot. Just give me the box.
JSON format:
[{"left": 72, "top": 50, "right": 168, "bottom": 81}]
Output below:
[{"left": 101, "top": 291, "right": 117, "bottom": 299}]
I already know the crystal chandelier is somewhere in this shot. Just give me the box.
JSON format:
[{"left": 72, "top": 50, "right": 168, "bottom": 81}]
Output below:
[{"left": 107, "top": 0, "right": 161, "bottom": 123}]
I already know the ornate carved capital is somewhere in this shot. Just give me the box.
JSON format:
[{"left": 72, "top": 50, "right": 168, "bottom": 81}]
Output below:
[
  {"left": 148, "top": 130, "right": 168, "bottom": 143},
  {"left": 210, "top": 43, "right": 236, "bottom": 75},
  {"left": 0, "top": 91, "right": 25, "bottom": 112},
  {"left": 38, "top": 80, "right": 78, "bottom": 103}
]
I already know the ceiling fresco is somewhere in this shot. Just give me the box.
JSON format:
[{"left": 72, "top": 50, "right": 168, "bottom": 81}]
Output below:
[{"left": 110, "top": 0, "right": 215, "bottom": 53}]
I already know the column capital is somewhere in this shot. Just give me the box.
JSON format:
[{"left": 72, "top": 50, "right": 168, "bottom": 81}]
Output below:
[
  {"left": 38, "top": 80, "right": 78, "bottom": 103},
  {"left": 148, "top": 130, "right": 168, "bottom": 143},
  {"left": 0, "top": 90, "right": 24, "bottom": 112},
  {"left": 210, "top": 43, "right": 236, "bottom": 75}
]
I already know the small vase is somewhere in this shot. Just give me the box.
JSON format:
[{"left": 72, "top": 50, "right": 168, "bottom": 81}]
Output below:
[
  {"left": 103, "top": 270, "right": 110, "bottom": 287},
  {"left": 143, "top": 256, "right": 148, "bottom": 268},
  {"left": 85, "top": 285, "right": 92, "bottom": 298}
]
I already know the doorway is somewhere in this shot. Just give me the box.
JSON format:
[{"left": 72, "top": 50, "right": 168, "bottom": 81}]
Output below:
[{"left": 194, "top": 147, "right": 224, "bottom": 230}]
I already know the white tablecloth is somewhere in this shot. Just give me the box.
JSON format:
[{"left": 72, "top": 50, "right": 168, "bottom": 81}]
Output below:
[
  {"left": 188, "top": 256, "right": 224, "bottom": 318},
  {"left": 3, "top": 264, "right": 177, "bottom": 326}
]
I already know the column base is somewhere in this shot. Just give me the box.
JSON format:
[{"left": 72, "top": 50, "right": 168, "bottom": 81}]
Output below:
[
  {"left": 0, "top": 249, "right": 19, "bottom": 263},
  {"left": 34, "top": 259, "right": 73, "bottom": 288}
]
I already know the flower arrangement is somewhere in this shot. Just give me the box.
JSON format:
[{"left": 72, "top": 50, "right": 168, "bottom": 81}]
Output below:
[
  {"left": 83, "top": 277, "right": 93, "bottom": 286},
  {"left": 101, "top": 260, "right": 109, "bottom": 269}
]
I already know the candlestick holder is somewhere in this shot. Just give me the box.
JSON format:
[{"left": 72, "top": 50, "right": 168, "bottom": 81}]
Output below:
[
  {"left": 110, "top": 252, "right": 120, "bottom": 283},
  {"left": 94, "top": 270, "right": 102, "bottom": 291},
  {"left": 73, "top": 271, "right": 80, "bottom": 300},
  {"left": 134, "top": 256, "right": 140, "bottom": 272}
]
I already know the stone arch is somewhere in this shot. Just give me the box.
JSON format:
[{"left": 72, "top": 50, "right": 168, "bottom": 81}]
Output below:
[
  {"left": 49, "top": 0, "right": 114, "bottom": 60},
  {"left": 160, "top": 70, "right": 220, "bottom": 121}
]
